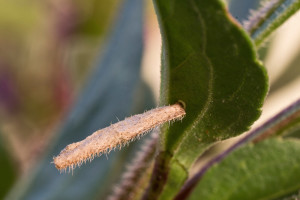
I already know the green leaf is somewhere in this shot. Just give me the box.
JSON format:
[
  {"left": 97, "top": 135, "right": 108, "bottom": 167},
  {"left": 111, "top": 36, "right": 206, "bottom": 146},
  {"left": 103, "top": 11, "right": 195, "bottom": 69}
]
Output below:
[
  {"left": 5, "top": 0, "right": 154, "bottom": 199},
  {"left": 145, "top": 0, "right": 268, "bottom": 198},
  {"left": 175, "top": 99, "right": 300, "bottom": 199},
  {"left": 0, "top": 133, "right": 17, "bottom": 199},
  {"left": 276, "top": 190, "right": 300, "bottom": 200},
  {"left": 285, "top": 128, "right": 300, "bottom": 139},
  {"left": 158, "top": 0, "right": 268, "bottom": 162},
  {"left": 187, "top": 138, "right": 300, "bottom": 200}
]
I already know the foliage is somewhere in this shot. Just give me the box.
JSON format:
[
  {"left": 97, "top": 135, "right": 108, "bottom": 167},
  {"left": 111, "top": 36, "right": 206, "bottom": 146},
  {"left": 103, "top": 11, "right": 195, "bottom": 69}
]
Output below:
[
  {"left": 187, "top": 138, "right": 300, "bottom": 200},
  {"left": 1, "top": 0, "right": 300, "bottom": 199}
]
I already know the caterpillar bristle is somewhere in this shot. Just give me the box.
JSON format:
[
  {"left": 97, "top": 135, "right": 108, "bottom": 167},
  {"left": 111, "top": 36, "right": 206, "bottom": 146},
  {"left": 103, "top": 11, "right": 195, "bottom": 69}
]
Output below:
[{"left": 53, "top": 104, "right": 185, "bottom": 172}]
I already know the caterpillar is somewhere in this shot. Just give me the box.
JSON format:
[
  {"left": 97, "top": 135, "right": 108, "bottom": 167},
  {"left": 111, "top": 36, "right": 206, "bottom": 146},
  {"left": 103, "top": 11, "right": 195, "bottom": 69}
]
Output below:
[{"left": 53, "top": 103, "right": 186, "bottom": 172}]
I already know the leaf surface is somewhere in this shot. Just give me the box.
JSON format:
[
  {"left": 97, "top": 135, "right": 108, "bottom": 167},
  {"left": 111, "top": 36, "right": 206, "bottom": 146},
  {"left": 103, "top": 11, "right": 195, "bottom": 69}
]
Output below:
[
  {"left": 175, "top": 99, "right": 300, "bottom": 199},
  {"left": 157, "top": 0, "right": 268, "bottom": 164},
  {"left": 188, "top": 138, "right": 300, "bottom": 200},
  {"left": 148, "top": 0, "right": 268, "bottom": 198}
]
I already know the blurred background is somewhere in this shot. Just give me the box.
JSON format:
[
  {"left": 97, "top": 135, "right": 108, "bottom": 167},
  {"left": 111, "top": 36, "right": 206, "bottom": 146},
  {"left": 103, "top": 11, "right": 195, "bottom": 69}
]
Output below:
[
  {"left": 0, "top": 0, "right": 300, "bottom": 199},
  {"left": 0, "top": 0, "right": 121, "bottom": 173}
]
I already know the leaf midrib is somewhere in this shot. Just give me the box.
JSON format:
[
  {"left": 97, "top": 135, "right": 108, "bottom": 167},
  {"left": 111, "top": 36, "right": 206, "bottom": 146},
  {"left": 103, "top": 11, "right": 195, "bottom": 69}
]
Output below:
[{"left": 171, "top": 0, "right": 214, "bottom": 169}]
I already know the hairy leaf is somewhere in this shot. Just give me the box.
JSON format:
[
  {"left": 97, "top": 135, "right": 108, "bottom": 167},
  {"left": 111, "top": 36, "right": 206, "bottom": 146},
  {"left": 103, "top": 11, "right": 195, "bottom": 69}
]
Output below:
[
  {"left": 146, "top": 0, "right": 268, "bottom": 198},
  {"left": 5, "top": 0, "right": 153, "bottom": 199},
  {"left": 276, "top": 190, "right": 300, "bottom": 200},
  {"left": 187, "top": 138, "right": 300, "bottom": 200},
  {"left": 158, "top": 0, "right": 267, "bottom": 164},
  {"left": 176, "top": 99, "right": 300, "bottom": 199}
]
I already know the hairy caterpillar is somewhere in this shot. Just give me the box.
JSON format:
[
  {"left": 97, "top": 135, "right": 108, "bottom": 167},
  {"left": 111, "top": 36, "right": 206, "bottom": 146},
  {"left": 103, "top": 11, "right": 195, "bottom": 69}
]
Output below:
[{"left": 53, "top": 103, "right": 185, "bottom": 172}]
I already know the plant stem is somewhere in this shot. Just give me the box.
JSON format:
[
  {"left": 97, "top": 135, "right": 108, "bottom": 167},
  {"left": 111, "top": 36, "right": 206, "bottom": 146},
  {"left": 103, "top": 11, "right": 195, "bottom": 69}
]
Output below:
[
  {"left": 141, "top": 152, "right": 173, "bottom": 200},
  {"left": 108, "top": 131, "right": 159, "bottom": 200},
  {"left": 243, "top": 0, "right": 300, "bottom": 47}
]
